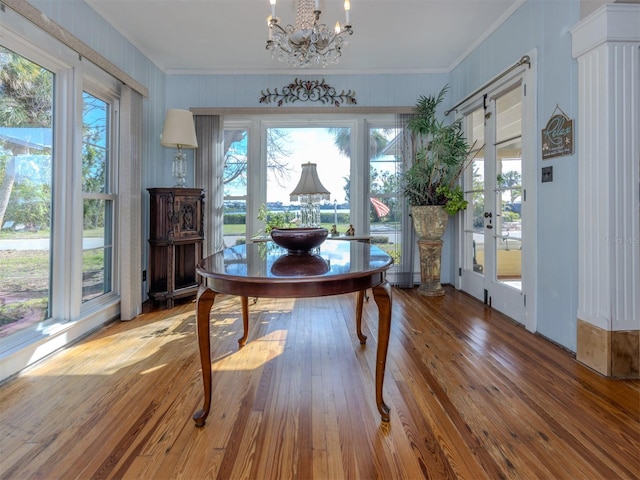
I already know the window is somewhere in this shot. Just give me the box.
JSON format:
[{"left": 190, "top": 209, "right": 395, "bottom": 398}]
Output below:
[
  {"left": 0, "top": 8, "right": 125, "bottom": 377},
  {"left": 217, "top": 115, "right": 410, "bottom": 284},
  {"left": 368, "top": 125, "right": 402, "bottom": 271},
  {"left": 0, "top": 46, "right": 54, "bottom": 337},
  {"left": 223, "top": 126, "right": 249, "bottom": 246},
  {"left": 81, "top": 92, "right": 115, "bottom": 302},
  {"left": 265, "top": 126, "right": 351, "bottom": 234}
]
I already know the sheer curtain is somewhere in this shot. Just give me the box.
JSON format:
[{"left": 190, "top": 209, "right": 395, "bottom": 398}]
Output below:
[
  {"left": 194, "top": 115, "right": 225, "bottom": 257},
  {"left": 395, "top": 113, "right": 416, "bottom": 288},
  {"left": 119, "top": 85, "right": 143, "bottom": 320}
]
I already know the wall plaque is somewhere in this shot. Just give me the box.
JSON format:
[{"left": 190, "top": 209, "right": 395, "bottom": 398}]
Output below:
[
  {"left": 259, "top": 78, "right": 357, "bottom": 107},
  {"left": 541, "top": 105, "right": 573, "bottom": 159}
]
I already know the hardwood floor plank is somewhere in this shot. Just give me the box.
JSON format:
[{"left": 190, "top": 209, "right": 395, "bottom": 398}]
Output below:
[{"left": 1, "top": 287, "right": 638, "bottom": 480}]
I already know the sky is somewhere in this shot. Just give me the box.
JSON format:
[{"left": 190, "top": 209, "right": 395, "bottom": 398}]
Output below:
[{"left": 267, "top": 128, "right": 350, "bottom": 205}]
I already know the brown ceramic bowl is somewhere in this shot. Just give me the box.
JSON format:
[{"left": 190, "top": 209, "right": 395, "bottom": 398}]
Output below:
[{"left": 270, "top": 227, "right": 328, "bottom": 254}]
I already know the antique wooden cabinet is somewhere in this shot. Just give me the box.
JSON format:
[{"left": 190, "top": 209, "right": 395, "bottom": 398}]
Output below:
[{"left": 147, "top": 188, "right": 204, "bottom": 308}]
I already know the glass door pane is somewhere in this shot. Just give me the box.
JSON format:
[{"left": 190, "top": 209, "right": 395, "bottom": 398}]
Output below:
[
  {"left": 463, "top": 107, "right": 486, "bottom": 293},
  {"left": 494, "top": 87, "right": 522, "bottom": 290}
]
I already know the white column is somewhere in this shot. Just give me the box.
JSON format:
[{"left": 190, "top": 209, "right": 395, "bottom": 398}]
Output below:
[{"left": 571, "top": 3, "right": 640, "bottom": 376}]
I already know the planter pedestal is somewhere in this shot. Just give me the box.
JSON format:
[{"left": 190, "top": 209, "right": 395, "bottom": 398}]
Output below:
[
  {"left": 417, "top": 239, "right": 445, "bottom": 296},
  {"left": 411, "top": 205, "right": 449, "bottom": 297}
]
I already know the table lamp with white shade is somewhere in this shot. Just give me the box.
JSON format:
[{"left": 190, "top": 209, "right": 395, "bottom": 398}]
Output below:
[
  {"left": 161, "top": 109, "right": 198, "bottom": 187},
  {"left": 290, "top": 162, "right": 330, "bottom": 228}
]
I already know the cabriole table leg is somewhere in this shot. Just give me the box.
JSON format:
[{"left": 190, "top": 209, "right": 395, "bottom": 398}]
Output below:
[
  {"left": 372, "top": 281, "right": 392, "bottom": 421},
  {"left": 238, "top": 296, "right": 249, "bottom": 347},
  {"left": 193, "top": 286, "right": 216, "bottom": 427},
  {"left": 356, "top": 289, "right": 368, "bottom": 344}
]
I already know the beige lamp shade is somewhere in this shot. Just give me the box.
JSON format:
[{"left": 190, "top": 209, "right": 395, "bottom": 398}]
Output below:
[
  {"left": 161, "top": 109, "right": 198, "bottom": 149},
  {"left": 290, "top": 162, "right": 330, "bottom": 201}
]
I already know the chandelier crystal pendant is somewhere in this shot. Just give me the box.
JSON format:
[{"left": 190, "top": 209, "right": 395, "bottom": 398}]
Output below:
[{"left": 266, "top": 0, "right": 353, "bottom": 68}]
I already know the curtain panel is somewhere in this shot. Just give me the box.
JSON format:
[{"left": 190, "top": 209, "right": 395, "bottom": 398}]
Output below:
[
  {"left": 395, "top": 113, "right": 416, "bottom": 289},
  {"left": 119, "top": 85, "right": 143, "bottom": 320},
  {"left": 194, "top": 115, "right": 225, "bottom": 257}
]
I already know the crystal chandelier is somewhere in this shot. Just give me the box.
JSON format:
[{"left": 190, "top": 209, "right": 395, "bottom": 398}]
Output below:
[{"left": 266, "top": 0, "right": 353, "bottom": 68}]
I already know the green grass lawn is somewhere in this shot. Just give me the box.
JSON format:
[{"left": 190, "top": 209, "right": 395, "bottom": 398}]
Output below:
[{"left": 0, "top": 227, "right": 105, "bottom": 240}]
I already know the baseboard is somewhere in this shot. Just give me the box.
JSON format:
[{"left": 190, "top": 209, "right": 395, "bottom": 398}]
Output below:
[{"left": 577, "top": 319, "right": 639, "bottom": 378}]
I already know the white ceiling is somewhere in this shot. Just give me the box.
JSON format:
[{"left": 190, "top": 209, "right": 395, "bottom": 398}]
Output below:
[{"left": 85, "top": 0, "right": 523, "bottom": 75}]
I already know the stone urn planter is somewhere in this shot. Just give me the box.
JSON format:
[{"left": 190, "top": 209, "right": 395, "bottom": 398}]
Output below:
[{"left": 411, "top": 205, "right": 449, "bottom": 296}]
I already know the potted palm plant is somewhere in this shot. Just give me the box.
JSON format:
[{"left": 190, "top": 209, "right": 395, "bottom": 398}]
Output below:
[{"left": 402, "top": 85, "right": 472, "bottom": 296}]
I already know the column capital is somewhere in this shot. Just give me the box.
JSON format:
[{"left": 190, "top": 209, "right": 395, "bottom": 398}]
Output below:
[{"left": 571, "top": 3, "right": 640, "bottom": 58}]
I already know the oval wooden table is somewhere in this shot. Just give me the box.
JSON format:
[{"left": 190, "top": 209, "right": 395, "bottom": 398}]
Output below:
[{"left": 193, "top": 240, "right": 394, "bottom": 427}]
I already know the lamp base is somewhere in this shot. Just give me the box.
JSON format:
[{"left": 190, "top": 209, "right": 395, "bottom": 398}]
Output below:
[
  {"left": 173, "top": 150, "right": 187, "bottom": 188},
  {"left": 300, "top": 201, "right": 321, "bottom": 227}
]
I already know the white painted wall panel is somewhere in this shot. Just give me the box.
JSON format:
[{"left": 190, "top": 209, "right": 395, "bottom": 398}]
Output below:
[{"left": 572, "top": 4, "right": 640, "bottom": 332}]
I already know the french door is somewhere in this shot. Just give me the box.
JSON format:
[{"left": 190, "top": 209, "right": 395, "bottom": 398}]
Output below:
[{"left": 460, "top": 79, "right": 531, "bottom": 325}]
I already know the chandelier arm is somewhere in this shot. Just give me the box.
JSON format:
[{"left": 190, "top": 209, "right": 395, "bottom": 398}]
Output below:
[{"left": 269, "top": 19, "right": 287, "bottom": 35}]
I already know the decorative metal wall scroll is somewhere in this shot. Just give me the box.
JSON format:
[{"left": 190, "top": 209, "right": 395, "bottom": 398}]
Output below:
[
  {"left": 259, "top": 78, "right": 357, "bottom": 107},
  {"left": 541, "top": 105, "right": 574, "bottom": 159}
]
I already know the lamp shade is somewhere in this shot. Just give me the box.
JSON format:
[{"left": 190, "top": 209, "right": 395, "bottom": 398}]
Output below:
[
  {"left": 290, "top": 162, "right": 331, "bottom": 201},
  {"left": 161, "top": 109, "right": 198, "bottom": 149}
]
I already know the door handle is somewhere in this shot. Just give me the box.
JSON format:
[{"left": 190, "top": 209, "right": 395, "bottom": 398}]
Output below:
[{"left": 484, "top": 211, "right": 493, "bottom": 229}]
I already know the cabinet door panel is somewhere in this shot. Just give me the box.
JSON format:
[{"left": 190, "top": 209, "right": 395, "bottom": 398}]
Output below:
[{"left": 174, "top": 195, "right": 203, "bottom": 239}]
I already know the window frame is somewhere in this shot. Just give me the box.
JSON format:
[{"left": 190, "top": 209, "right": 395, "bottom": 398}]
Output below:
[{"left": 218, "top": 114, "right": 407, "bottom": 264}]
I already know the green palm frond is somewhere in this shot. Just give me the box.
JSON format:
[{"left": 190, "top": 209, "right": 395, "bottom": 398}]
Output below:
[{"left": 401, "top": 85, "right": 472, "bottom": 214}]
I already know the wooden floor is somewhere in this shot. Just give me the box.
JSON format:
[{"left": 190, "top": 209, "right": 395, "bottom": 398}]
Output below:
[{"left": 1, "top": 287, "right": 639, "bottom": 480}]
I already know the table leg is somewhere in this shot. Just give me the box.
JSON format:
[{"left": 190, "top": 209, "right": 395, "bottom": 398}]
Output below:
[
  {"left": 372, "top": 281, "right": 392, "bottom": 422},
  {"left": 239, "top": 296, "right": 249, "bottom": 347},
  {"left": 193, "top": 285, "right": 216, "bottom": 427},
  {"left": 355, "top": 290, "right": 368, "bottom": 344}
]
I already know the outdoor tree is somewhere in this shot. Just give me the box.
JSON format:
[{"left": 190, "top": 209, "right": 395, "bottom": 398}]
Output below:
[
  {"left": 330, "top": 126, "right": 396, "bottom": 219},
  {"left": 370, "top": 167, "right": 399, "bottom": 222},
  {"left": 0, "top": 47, "right": 53, "bottom": 229},
  {"left": 82, "top": 94, "right": 108, "bottom": 229},
  {"left": 223, "top": 128, "right": 293, "bottom": 189},
  {"left": 497, "top": 170, "right": 522, "bottom": 206}
]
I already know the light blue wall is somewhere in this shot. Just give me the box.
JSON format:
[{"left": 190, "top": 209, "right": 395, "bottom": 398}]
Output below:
[
  {"left": 165, "top": 74, "right": 448, "bottom": 109},
  {"left": 449, "top": 0, "right": 580, "bottom": 350}
]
